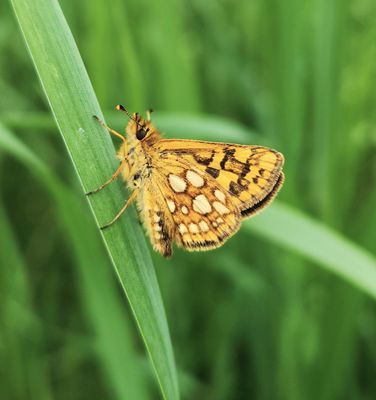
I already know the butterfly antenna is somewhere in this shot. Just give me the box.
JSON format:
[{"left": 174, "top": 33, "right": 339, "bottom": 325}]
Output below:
[{"left": 115, "top": 104, "right": 149, "bottom": 132}]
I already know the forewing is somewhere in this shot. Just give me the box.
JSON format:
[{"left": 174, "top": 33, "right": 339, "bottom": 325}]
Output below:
[{"left": 156, "top": 139, "right": 284, "bottom": 218}]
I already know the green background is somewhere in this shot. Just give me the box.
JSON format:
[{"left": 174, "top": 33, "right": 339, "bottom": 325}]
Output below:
[{"left": 1, "top": 0, "right": 376, "bottom": 399}]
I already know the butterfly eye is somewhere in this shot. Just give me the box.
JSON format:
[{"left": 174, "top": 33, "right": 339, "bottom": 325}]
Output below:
[{"left": 136, "top": 128, "right": 147, "bottom": 140}]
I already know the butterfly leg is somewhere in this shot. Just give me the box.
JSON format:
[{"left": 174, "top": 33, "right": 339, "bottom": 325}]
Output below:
[
  {"left": 85, "top": 160, "right": 127, "bottom": 195},
  {"left": 100, "top": 189, "right": 139, "bottom": 230},
  {"left": 93, "top": 115, "right": 126, "bottom": 143}
]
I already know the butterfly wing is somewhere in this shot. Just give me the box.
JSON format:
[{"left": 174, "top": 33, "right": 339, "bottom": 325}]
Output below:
[
  {"left": 156, "top": 139, "right": 284, "bottom": 218},
  {"left": 137, "top": 166, "right": 239, "bottom": 256},
  {"left": 139, "top": 139, "right": 284, "bottom": 256},
  {"left": 149, "top": 158, "right": 241, "bottom": 253}
]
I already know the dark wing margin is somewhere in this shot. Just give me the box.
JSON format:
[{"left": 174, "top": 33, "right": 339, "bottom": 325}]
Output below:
[{"left": 240, "top": 172, "right": 284, "bottom": 218}]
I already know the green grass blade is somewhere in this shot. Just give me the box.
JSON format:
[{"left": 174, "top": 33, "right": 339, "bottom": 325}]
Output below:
[
  {"left": 245, "top": 202, "right": 376, "bottom": 300},
  {"left": 9, "top": 1, "right": 179, "bottom": 399}
]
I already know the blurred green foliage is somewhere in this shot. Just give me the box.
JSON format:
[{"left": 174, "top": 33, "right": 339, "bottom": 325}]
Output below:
[{"left": 1, "top": 0, "right": 376, "bottom": 399}]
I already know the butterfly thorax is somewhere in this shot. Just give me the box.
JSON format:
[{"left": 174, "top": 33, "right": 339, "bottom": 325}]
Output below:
[{"left": 117, "top": 115, "right": 162, "bottom": 189}]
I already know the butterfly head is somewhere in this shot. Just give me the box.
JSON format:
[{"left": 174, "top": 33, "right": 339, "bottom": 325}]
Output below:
[
  {"left": 115, "top": 105, "right": 160, "bottom": 146},
  {"left": 115, "top": 105, "right": 161, "bottom": 174},
  {"left": 126, "top": 112, "right": 151, "bottom": 142}
]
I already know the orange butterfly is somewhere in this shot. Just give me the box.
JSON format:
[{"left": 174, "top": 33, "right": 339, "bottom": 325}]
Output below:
[{"left": 87, "top": 106, "right": 284, "bottom": 257}]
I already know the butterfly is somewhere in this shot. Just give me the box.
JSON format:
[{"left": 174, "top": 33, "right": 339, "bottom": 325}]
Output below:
[{"left": 87, "top": 105, "right": 284, "bottom": 257}]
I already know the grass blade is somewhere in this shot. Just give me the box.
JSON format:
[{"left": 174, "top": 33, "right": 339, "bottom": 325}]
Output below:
[
  {"left": 245, "top": 202, "right": 376, "bottom": 300},
  {"left": 9, "top": 1, "right": 179, "bottom": 399}
]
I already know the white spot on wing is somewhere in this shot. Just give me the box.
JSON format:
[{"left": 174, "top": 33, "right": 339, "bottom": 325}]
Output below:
[
  {"left": 192, "top": 194, "right": 212, "bottom": 215},
  {"left": 214, "top": 190, "right": 226, "bottom": 203},
  {"left": 199, "top": 220, "right": 209, "bottom": 232},
  {"left": 178, "top": 224, "right": 188, "bottom": 234},
  {"left": 168, "top": 174, "right": 186, "bottom": 193},
  {"left": 213, "top": 201, "right": 230, "bottom": 215},
  {"left": 189, "top": 223, "right": 199, "bottom": 234},
  {"left": 186, "top": 170, "right": 204, "bottom": 188},
  {"left": 167, "top": 199, "right": 176, "bottom": 213},
  {"left": 181, "top": 206, "right": 189, "bottom": 215}
]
